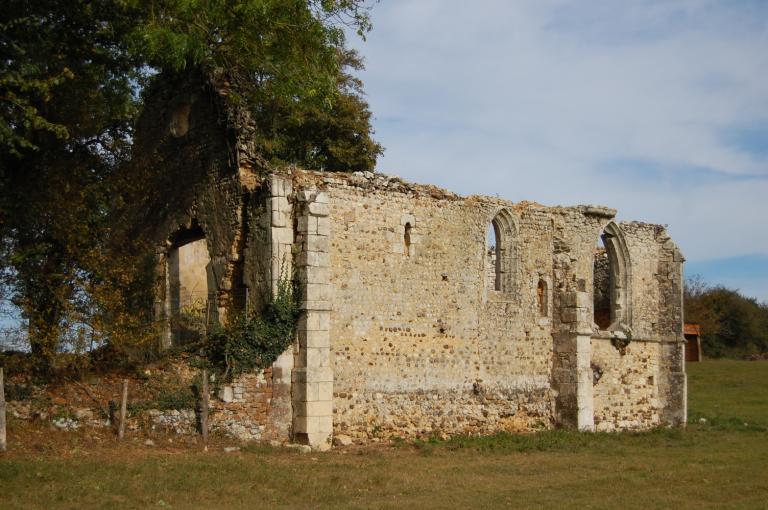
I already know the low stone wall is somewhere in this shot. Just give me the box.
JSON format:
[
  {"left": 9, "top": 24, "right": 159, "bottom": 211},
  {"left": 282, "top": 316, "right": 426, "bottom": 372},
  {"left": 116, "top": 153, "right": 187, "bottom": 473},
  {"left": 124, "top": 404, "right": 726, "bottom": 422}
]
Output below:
[
  {"left": 1, "top": 356, "right": 293, "bottom": 443},
  {"left": 146, "top": 409, "right": 197, "bottom": 435},
  {"left": 209, "top": 363, "right": 291, "bottom": 442}
]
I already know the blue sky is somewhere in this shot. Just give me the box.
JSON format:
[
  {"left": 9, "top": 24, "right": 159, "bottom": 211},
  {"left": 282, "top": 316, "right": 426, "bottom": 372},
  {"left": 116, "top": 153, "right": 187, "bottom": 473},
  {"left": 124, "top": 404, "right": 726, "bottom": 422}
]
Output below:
[{"left": 347, "top": 0, "right": 768, "bottom": 302}]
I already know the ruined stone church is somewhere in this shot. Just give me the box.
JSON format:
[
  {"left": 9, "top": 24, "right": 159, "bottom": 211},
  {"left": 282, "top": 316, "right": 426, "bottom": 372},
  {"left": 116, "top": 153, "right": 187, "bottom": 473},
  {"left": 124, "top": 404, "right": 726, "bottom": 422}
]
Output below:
[{"left": 132, "top": 72, "right": 687, "bottom": 450}]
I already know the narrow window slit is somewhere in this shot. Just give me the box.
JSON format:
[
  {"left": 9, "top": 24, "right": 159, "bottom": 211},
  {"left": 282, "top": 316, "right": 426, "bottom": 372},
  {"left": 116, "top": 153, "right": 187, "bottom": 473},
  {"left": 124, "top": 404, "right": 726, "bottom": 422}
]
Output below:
[
  {"left": 537, "top": 279, "right": 548, "bottom": 316},
  {"left": 404, "top": 222, "right": 412, "bottom": 256}
]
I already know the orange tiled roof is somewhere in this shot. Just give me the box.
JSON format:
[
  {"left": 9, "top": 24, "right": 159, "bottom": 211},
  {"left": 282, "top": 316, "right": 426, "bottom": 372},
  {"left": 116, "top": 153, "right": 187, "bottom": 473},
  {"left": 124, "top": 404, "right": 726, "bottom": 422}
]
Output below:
[{"left": 684, "top": 323, "right": 701, "bottom": 335}]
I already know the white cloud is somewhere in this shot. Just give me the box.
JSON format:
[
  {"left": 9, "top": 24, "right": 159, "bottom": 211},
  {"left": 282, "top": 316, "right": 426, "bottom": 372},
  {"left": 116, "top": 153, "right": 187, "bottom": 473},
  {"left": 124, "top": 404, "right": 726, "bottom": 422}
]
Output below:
[{"left": 347, "top": 0, "right": 768, "bottom": 269}]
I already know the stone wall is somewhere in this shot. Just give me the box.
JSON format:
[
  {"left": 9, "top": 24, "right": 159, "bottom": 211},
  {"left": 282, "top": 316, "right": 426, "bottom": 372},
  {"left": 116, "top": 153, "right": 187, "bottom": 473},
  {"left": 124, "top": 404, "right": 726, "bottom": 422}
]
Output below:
[
  {"left": 317, "top": 178, "right": 555, "bottom": 440},
  {"left": 288, "top": 170, "right": 686, "bottom": 442},
  {"left": 133, "top": 74, "right": 687, "bottom": 444},
  {"left": 130, "top": 76, "right": 294, "bottom": 443},
  {"left": 212, "top": 369, "right": 282, "bottom": 441},
  {"left": 591, "top": 338, "right": 661, "bottom": 431}
]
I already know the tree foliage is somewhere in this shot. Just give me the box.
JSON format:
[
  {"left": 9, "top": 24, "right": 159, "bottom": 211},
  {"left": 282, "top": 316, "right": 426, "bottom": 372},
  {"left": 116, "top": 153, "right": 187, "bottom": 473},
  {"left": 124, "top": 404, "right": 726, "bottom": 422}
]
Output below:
[
  {"left": 0, "top": 0, "right": 380, "bottom": 372},
  {"left": 255, "top": 48, "right": 382, "bottom": 171},
  {"left": 1, "top": 0, "right": 142, "bottom": 369},
  {"left": 684, "top": 275, "right": 768, "bottom": 358},
  {"left": 130, "top": 0, "right": 381, "bottom": 171},
  {"left": 203, "top": 270, "right": 299, "bottom": 380}
]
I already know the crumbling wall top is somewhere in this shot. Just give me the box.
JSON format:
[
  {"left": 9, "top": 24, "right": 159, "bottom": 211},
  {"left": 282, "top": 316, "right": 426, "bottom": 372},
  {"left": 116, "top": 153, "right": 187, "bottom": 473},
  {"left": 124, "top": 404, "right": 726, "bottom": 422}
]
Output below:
[{"left": 290, "top": 169, "right": 628, "bottom": 223}]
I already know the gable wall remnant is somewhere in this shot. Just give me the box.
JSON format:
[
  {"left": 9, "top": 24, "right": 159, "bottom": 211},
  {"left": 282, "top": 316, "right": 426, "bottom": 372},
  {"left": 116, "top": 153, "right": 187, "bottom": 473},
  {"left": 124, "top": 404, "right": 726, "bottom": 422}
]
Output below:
[{"left": 129, "top": 72, "right": 291, "bottom": 442}]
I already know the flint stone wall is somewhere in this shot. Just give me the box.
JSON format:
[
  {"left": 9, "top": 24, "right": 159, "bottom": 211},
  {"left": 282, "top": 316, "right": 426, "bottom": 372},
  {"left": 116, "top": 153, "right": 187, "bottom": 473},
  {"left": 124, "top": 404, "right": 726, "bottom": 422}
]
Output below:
[
  {"left": 135, "top": 72, "right": 686, "bottom": 443},
  {"left": 290, "top": 169, "right": 686, "bottom": 440}
]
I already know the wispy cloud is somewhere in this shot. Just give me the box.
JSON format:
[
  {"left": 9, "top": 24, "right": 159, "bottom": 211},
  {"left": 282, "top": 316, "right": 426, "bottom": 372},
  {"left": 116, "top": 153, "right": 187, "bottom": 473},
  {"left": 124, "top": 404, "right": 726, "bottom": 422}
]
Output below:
[
  {"left": 347, "top": 0, "right": 768, "bottom": 297},
  {"left": 597, "top": 159, "right": 768, "bottom": 189}
]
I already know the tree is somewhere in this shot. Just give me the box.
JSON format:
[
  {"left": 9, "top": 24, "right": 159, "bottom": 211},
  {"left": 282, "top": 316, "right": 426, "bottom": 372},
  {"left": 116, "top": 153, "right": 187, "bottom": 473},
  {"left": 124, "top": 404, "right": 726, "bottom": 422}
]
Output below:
[
  {"left": 1, "top": 0, "right": 141, "bottom": 370},
  {"left": 684, "top": 275, "right": 768, "bottom": 358},
  {"left": 255, "top": 48, "right": 383, "bottom": 171},
  {"left": 132, "top": 1, "right": 381, "bottom": 170},
  {"left": 0, "top": 0, "right": 380, "bottom": 372}
]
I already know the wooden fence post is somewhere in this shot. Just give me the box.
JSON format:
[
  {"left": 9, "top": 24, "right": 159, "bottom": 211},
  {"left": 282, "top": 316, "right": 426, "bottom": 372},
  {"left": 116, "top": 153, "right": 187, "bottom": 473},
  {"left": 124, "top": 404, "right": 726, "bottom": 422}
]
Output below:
[
  {"left": 201, "top": 368, "right": 209, "bottom": 450},
  {"left": 0, "top": 368, "right": 6, "bottom": 452},
  {"left": 118, "top": 379, "right": 128, "bottom": 440}
]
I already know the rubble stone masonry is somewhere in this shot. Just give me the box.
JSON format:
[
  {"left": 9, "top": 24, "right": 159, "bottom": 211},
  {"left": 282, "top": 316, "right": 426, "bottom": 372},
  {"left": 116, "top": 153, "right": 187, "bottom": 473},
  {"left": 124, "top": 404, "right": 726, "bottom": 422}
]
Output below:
[
  {"left": 136, "top": 78, "right": 685, "bottom": 448},
  {"left": 293, "top": 170, "right": 686, "bottom": 442}
]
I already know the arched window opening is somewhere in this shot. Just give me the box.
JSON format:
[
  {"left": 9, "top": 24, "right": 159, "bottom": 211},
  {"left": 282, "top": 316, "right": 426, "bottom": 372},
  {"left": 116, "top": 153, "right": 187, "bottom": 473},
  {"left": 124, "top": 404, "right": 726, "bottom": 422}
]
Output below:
[
  {"left": 537, "top": 279, "right": 548, "bottom": 316},
  {"left": 593, "top": 237, "right": 611, "bottom": 329},
  {"left": 593, "top": 222, "right": 631, "bottom": 330},
  {"left": 492, "top": 219, "right": 503, "bottom": 291},
  {"left": 404, "top": 222, "right": 412, "bottom": 257},
  {"left": 486, "top": 209, "right": 517, "bottom": 293},
  {"left": 167, "top": 224, "right": 215, "bottom": 345},
  {"left": 486, "top": 223, "right": 499, "bottom": 290}
]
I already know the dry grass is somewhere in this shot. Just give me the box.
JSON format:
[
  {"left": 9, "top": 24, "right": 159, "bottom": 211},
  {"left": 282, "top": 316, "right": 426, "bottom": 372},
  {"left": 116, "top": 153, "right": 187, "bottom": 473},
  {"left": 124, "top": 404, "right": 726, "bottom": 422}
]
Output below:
[{"left": 1, "top": 360, "right": 767, "bottom": 510}]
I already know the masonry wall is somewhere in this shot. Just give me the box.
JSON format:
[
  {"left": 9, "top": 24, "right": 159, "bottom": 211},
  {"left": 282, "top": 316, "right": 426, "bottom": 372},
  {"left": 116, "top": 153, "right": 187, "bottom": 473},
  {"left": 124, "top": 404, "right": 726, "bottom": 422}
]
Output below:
[
  {"left": 291, "top": 170, "right": 686, "bottom": 442},
  {"left": 307, "top": 173, "right": 552, "bottom": 440},
  {"left": 131, "top": 75, "right": 294, "bottom": 443}
]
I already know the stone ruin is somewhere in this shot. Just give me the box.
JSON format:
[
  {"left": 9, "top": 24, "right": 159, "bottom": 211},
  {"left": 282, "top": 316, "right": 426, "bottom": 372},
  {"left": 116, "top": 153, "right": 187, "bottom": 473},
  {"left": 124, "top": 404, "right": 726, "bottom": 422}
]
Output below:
[{"left": 129, "top": 72, "right": 687, "bottom": 450}]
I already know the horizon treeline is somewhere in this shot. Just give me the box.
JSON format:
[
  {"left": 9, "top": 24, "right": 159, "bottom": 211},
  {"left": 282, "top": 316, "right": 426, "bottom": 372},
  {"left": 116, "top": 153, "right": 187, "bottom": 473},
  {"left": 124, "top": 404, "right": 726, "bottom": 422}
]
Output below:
[{"left": 685, "top": 275, "right": 768, "bottom": 358}]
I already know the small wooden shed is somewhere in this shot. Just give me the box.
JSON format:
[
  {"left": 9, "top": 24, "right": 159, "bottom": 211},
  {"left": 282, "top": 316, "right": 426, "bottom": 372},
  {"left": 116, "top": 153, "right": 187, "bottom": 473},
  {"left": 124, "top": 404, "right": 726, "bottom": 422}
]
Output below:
[{"left": 684, "top": 323, "right": 702, "bottom": 362}]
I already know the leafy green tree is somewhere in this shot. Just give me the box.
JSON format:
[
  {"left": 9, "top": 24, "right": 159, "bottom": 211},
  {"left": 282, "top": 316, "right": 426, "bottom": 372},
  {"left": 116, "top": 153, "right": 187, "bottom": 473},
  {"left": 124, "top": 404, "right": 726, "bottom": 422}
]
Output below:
[
  {"left": 255, "top": 49, "right": 382, "bottom": 171},
  {"left": 685, "top": 276, "right": 768, "bottom": 358},
  {"left": 1, "top": 0, "right": 380, "bottom": 372},
  {"left": 1, "top": 0, "right": 141, "bottom": 369}
]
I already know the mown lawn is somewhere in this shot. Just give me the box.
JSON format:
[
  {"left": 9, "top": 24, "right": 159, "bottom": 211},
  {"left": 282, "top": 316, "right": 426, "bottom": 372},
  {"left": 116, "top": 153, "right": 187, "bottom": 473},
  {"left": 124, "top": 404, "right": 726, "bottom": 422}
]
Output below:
[{"left": 1, "top": 360, "right": 767, "bottom": 510}]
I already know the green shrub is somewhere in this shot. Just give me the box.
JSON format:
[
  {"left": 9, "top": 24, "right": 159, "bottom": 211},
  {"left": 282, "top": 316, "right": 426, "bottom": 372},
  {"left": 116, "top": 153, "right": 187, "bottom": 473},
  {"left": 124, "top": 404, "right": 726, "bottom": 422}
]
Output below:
[
  {"left": 202, "top": 270, "right": 299, "bottom": 380},
  {"left": 3, "top": 383, "right": 33, "bottom": 401},
  {"left": 153, "top": 383, "right": 197, "bottom": 411}
]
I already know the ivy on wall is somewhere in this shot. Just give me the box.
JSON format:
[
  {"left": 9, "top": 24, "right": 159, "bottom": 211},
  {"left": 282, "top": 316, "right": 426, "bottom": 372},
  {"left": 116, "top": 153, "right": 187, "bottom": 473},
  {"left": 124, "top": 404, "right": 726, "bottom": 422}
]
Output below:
[{"left": 200, "top": 271, "right": 299, "bottom": 380}]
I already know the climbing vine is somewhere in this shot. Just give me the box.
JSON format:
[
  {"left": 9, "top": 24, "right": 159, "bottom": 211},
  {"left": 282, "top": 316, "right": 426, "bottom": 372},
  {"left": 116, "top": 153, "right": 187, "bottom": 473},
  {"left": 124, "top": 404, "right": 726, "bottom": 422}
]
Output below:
[{"left": 201, "top": 270, "right": 299, "bottom": 380}]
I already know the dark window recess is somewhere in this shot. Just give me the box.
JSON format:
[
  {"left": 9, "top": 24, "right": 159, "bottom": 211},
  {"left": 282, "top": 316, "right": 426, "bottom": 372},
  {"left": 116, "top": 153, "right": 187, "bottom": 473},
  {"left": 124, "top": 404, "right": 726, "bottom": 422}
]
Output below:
[{"left": 404, "top": 222, "right": 412, "bottom": 256}]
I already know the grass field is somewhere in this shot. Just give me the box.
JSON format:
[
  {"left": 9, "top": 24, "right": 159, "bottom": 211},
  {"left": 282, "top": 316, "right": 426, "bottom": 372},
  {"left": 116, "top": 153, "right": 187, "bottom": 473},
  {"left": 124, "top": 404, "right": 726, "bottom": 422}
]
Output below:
[{"left": 1, "top": 360, "right": 767, "bottom": 509}]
